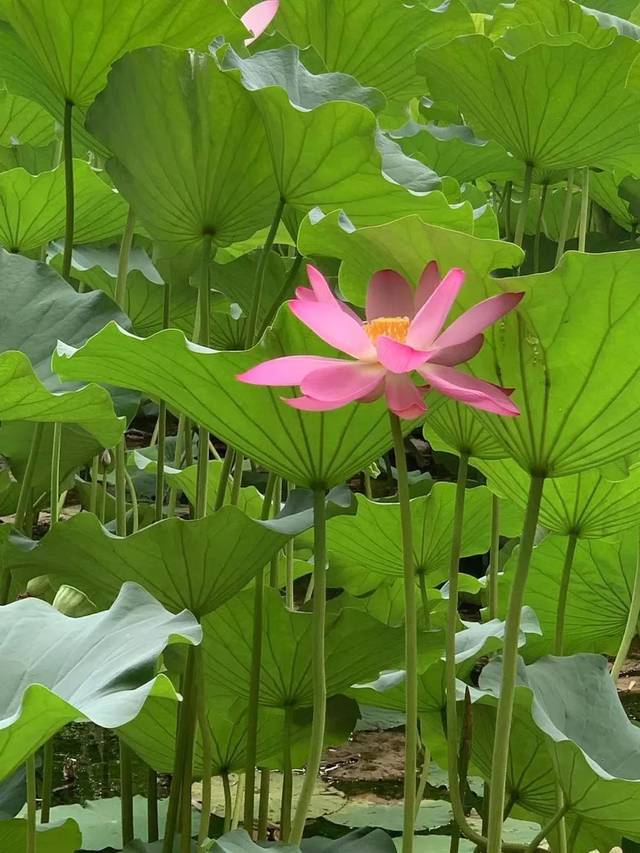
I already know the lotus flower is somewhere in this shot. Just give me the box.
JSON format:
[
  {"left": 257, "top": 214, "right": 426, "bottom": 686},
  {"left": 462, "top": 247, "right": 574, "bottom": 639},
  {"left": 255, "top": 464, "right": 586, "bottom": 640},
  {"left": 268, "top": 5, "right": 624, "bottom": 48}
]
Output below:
[
  {"left": 238, "top": 263, "right": 523, "bottom": 420},
  {"left": 241, "top": 0, "right": 279, "bottom": 45}
]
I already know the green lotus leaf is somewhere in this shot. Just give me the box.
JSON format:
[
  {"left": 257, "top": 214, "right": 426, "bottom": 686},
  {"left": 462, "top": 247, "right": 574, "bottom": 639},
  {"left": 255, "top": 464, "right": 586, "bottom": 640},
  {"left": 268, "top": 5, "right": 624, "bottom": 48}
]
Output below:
[
  {"left": 53, "top": 307, "right": 404, "bottom": 489},
  {"left": 478, "top": 458, "right": 640, "bottom": 537},
  {"left": 223, "top": 46, "right": 466, "bottom": 232},
  {"left": 418, "top": 34, "right": 640, "bottom": 172},
  {"left": 0, "top": 582, "right": 200, "bottom": 781},
  {"left": 473, "top": 654, "right": 640, "bottom": 849},
  {"left": 489, "top": 0, "right": 621, "bottom": 47},
  {"left": 297, "top": 211, "right": 523, "bottom": 308},
  {"left": 86, "top": 46, "right": 277, "bottom": 258},
  {"left": 7, "top": 508, "right": 295, "bottom": 618},
  {"left": 498, "top": 532, "right": 637, "bottom": 658},
  {"left": 424, "top": 398, "right": 508, "bottom": 460},
  {"left": 322, "top": 483, "right": 495, "bottom": 594},
  {"left": 462, "top": 250, "right": 640, "bottom": 476},
  {"left": 274, "top": 0, "right": 473, "bottom": 105},
  {"left": 389, "top": 122, "right": 520, "bottom": 184},
  {"left": 0, "top": 161, "right": 128, "bottom": 253},
  {"left": 0, "top": 89, "right": 55, "bottom": 146},
  {"left": 589, "top": 170, "right": 636, "bottom": 232},
  {"left": 204, "top": 588, "right": 441, "bottom": 709},
  {"left": 304, "top": 828, "right": 396, "bottom": 852},
  {"left": 0, "top": 0, "right": 245, "bottom": 108},
  {"left": 120, "top": 691, "right": 357, "bottom": 778},
  {"left": 210, "top": 829, "right": 299, "bottom": 853},
  {"left": 0, "top": 817, "right": 81, "bottom": 852}
]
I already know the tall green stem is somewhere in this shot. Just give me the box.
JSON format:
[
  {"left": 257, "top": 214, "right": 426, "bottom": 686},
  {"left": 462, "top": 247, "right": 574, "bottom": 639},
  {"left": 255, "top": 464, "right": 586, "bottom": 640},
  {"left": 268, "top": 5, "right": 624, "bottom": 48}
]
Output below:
[
  {"left": 197, "top": 653, "right": 213, "bottom": 846},
  {"left": 15, "top": 423, "right": 44, "bottom": 533},
  {"left": 243, "top": 473, "right": 279, "bottom": 833},
  {"left": 418, "top": 573, "right": 431, "bottom": 629},
  {"left": 148, "top": 768, "right": 159, "bottom": 842},
  {"left": 281, "top": 706, "right": 294, "bottom": 840},
  {"left": 41, "top": 740, "right": 54, "bottom": 823},
  {"left": 115, "top": 208, "right": 136, "bottom": 307},
  {"left": 488, "top": 496, "right": 500, "bottom": 620},
  {"left": 213, "top": 449, "right": 234, "bottom": 511},
  {"left": 26, "top": 754, "right": 37, "bottom": 853},
  {"left": 554, "top": 533, "right": 578, "bottom": 655},
  {"left": 114, "top": 441, "right": 128, "bottom": 535},
  {"left": 533, "top": 183, "right": 548, "bottom": 274},
  {"left": 524, "top": 801, "right": 570, "bottom": 852},
  {"left": 514, "top": 163, "right": 533, "bottom": 248},
  {"left": 257, "top": 769, "right": 271, "bottom": 841},
  {"left": 578, "top": 167, "right": 590, "bottom": 253},
  {"left": 611, "top": 527, "right": 640, "bottom": 681},
  {"left": 555, "top": 169, "right": 575, "bottom": 264},
  {"left": 167, "top": 414, "right": 187, "bottom": 518},
  {"left": 503, "top": 181, "right": 513, "bottom": 242},
  {"left": 244, "top": 196, "right": 286, "bottom": 347},
  {"left": 255, "top": 249, "right": 303, "bottom": 341},
  {"left": 290, "top": 488, "right": 328, "bottom": 846},
  {"left": 222, "top": 771, "right": 233, "bottom": 833},
  {"left": 388, "top": 413, "right": 418, "bottom": 853},
  {"left": 89, "top": 454, "right": 99, "bottom": 515},
  {"left": 120, "top": 742, "right": 134, "bottom": 846},
  {"left": 485, "top": 475, "right": 545, "bottom": 853},
  {"left": 155, "top": 280, "right": 172, "bottom": 522},
  {"left": 49, "top": 423, "right": 62, "bottom": 526},
  {"left": 231, "top": 451, "right": 244, "bottom": 506},
  {"left": 194, "top": 236, "right": 213, "bottom": 519},
  {"left": 61, "top": 99, "right": 74, "bottom": 282}
]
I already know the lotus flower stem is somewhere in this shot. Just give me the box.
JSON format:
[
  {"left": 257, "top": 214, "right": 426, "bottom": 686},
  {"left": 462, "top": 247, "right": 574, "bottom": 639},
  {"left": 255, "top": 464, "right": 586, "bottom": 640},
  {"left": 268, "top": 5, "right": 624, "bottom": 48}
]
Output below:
[
  {"left": 61, "top": 99, "right": 74, "bottom": 282},
  {"left": 611, "top": 527, "right": 640, "bottom": 681},
  {"left": 363, "top": 469, "right": 373, "bottom": 498},
  {"left": 388, "top": 412, "right": 418, "bottom": 853},
  {"left": 524, "top": 799, "right": 570, "bottom": 852},
  {"left": 26, "top": 753, "right": 36, "bottom": 853},
  {"left": 89, "top": 454, "right": 100, "bottom": 515},
  {"left": 256, "top": 250, "right": 303, "bottom": 341},
  {"left": 503, "top": 181, "right": 513, "bottom": 242},
  {"left": 578, "top": 168, "right": 590, "bottom": 253},
  {"left": 14, "top": 422, "right": 44, "bottom": 534},
  {"left": 49, "top": 423, "right": 62, "bottom": 527},
  {"left": 222, "top": 771, "right": 233, "bottom": 833},
  {"left": 485, "top": 474, "right": 545, "bottom": 853},
  {"left": 213, "top": 448, "right": 235, "bottom": 511},
  {"left": 40, "top": 739, "right": 54, "bottom": 823},
  {"left": 533, "top": 183, "right": 548, "bottom": 274},
  {"left": 488, "top": 495, "right": 501, "bottom": 620},
  {"left": 168, "top": 414, "right": 188, "bottom": 517},
  {"left": 554, "top": 533, "right": 578, "bottom": 655},
  {"left": 514, "top": 162, "right": 534, "bottom": 248},
  {"left": 115, "top": 207, "right": 136, "bottom": 308},
  {"left": 147, "top": 767, "right": 159, "bottom": 842},
  {"left": 555, "top": 169, "right": 575, "bottom": 264},
  {"left": 197, "top": 659, "right": 214, "bottom": 846},
  {"left": 123, "top": 467, "right": 139, "bottom": 532},
  {"left": 244, "top": 472, "right": 279, "bottom": 832},
  {"left": 114, "top": 441, "right": 128, "bottom": 534},
  {"left": 120, "top": 741, "right": 134, "bottom": 845},
  {"left": 230, "top": 451, "right": 244, "bottom": 506},
  {"left": 155, "top": 279, "right": 173, "bottom": 522},
  {"left": 280, "top": 706, "right": 294, "bottom": 840},
  {"left": 290, "top": 487, "right": 328, "bottom": 845},
  {"left": 257, "top": 769, "right": 271, "bottom": 840},
  {"left": 418, "top": 572, "right": 431, "bottom": 630},
  {"left": 244, "top": 195, "right": 286, "bottom": 347},
  {"left": 285, "top": 538, "right": 295, "bottom": 610},
  {"left": 414, "top": 735, "right": 430, "bottom": 820}
]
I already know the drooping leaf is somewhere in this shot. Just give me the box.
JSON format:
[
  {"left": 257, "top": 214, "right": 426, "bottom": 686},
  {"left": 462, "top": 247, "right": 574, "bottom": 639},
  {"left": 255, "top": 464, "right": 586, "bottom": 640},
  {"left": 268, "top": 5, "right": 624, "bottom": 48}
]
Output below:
[
  {"left": 0, "top": 0, "right": 245, "bottom": 109},
  {"left": 209, "top": 829, "right": 299, "bottom": 853},
  {"left": 53, "top": 307, "right": 404, "bottom": 489},
  {"left": 0, "top": 251, "right": 126, "bottom": 445},
  {"left": 0, "top": 161, "right": 128, "bottom": 252},
  {"left": 86, "top": 45, "right": 277, "bottom": 259},
  {"left": 498, "top": 532, "right": 638, "bottom": 658},
  {"left": 478, "top": 458, "right": 640, "bottom": 538},
  {"left": 303, "top": 828, "right": 396, "bottom": 852},
  {"left": 0, "top": 582, "right": 200, "bottom": 781},
  {"left": 6, "top": 508, "right": 296, "bottom": 618},
  {"left": 274, "top": 0, "right": 473, "bottom": 105},
  {"left": 418, "top": 34, "right": 640, "bottom": 172},
  {"left": 0, "top": 817, "right": 81, "bottom": 853},
  {"left": 322, "top": 483, "right": 495, "bottom": 594},
  {"left": 589, "top": 169, "right": 637, "bottom": 232}
]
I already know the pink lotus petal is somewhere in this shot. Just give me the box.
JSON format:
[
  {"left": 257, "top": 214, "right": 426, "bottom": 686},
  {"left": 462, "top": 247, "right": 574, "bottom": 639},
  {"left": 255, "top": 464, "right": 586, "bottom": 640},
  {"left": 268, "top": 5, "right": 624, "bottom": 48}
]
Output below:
[
  {"left": 366, "top": 269, "right": 415, "bottom": 321},
  {"left": 434, "top": 291, "right": 524, "bottom": 350},
  {"left": 301, "top": 362, "right": 385, "bottom": 402},
  {"left": 289, "top": 299, "right": 374, "bottom": 360},
  {"left": 414, "top": 261, "right": 440, "bottom": 311},
  {"left": 385, "top": 374, "right": 427, "bottom": 420},
  {"left": 237, "top": 355, "right": 346, "bottom": 386},
  {"left": 242, "top": 0, "right": 279, "bottom": 45},
  {"left": 306, "top": 265, "right": 334, "bottom": 303},
  {"left": 375, "top": 336, "right": 430, "bottom": 374},
  {"left": 295, "top": 286, "right": 316, "bottom": 302},
  {"left": 283, "top": 394, "right": 355, "bottom": 411},
  {"left": 405, "top": 267, "right": 465, "bottom": 349},
  {"left": 427, "top": 334, "right": 484, "bottom": 367},
  {"left": 421, "top": 364, "right": 519, "bottom": 416}
]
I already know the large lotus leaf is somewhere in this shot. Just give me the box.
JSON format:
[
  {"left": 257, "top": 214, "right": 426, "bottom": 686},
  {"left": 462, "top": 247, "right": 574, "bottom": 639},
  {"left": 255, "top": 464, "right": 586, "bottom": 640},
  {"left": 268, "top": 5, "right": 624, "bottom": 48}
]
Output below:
[
  {"left": 209, "top": 830, "right": 298, "bottom": 853},
  {"left": 477, "top": 457, "right": 640, "bottom": 537},
  {"left": 6, "top": 508, "right": 294, "bottom": 618},
  {"left": 474, "top": 654, "right": 640, "bottom": 848},
  {"left": 323, "top": 482, "right": 494, "bottom": 594},
  {"left": 498, "top": 532, "right": 638, "bottom": 659},
  {"left": 223, "top": 47, "right": 466, "bottom": 231},
  {"left": 0, "top": 251, "right": 126, "bottom": 444},
  {"left": 86, "top": 46, "right": 277, "bottom": 258},
  {"left": 461, "top": 250, "right": 640, "bottom": 476},
  {"left": 0, "top": 582, "right": 200, "bottom": 781},
  {"left": 53, "top": 308, "right": 403, "bottom": 489},
  {"left": 424, "top": 397, "right": 507, "bottom": 460},
  {"left": 0, "top": 817, "right": 81, "bottom": 852},
  {"left": 418, "top": 34, "right": 640, "bottom": 172},
  {"left": 203, "top": 588, "right": 441, "bottom": 709},
  {"left": 274, "top": 0, "right": 473, "bottom": 105},
  {"left": 489, "top": 0, "right": 620, "bottom": 47},
  {"left": 589, "top": 170, "right": 636, "bottom": 232},
  {"left": 0, "top": 160, "right": 128, "bottom": 252},
  {"left": 0, "top": 89, "right": 55, "bottom": 146},
  {"left": 0, "top": 0, "right": 245, "bottom": 108},
  {"left": 390, "top": 122, "right": 520, "bottom": 184},
  {"left": 297, "top": 210, "right": 523, "bottom": 307}
]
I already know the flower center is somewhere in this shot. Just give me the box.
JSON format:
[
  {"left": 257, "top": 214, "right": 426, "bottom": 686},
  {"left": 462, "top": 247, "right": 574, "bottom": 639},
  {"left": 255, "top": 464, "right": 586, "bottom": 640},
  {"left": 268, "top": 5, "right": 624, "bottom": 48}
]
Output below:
[{"left": 364, "top": 316, "right": 410, "bottom": 343}]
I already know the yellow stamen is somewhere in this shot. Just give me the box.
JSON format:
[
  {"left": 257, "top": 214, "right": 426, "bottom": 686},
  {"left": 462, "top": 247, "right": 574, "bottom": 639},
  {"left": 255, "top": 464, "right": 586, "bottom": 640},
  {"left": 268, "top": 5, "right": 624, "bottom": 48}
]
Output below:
[{"left": 364, "top": 315, "right": 410, "bottom": 343}]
